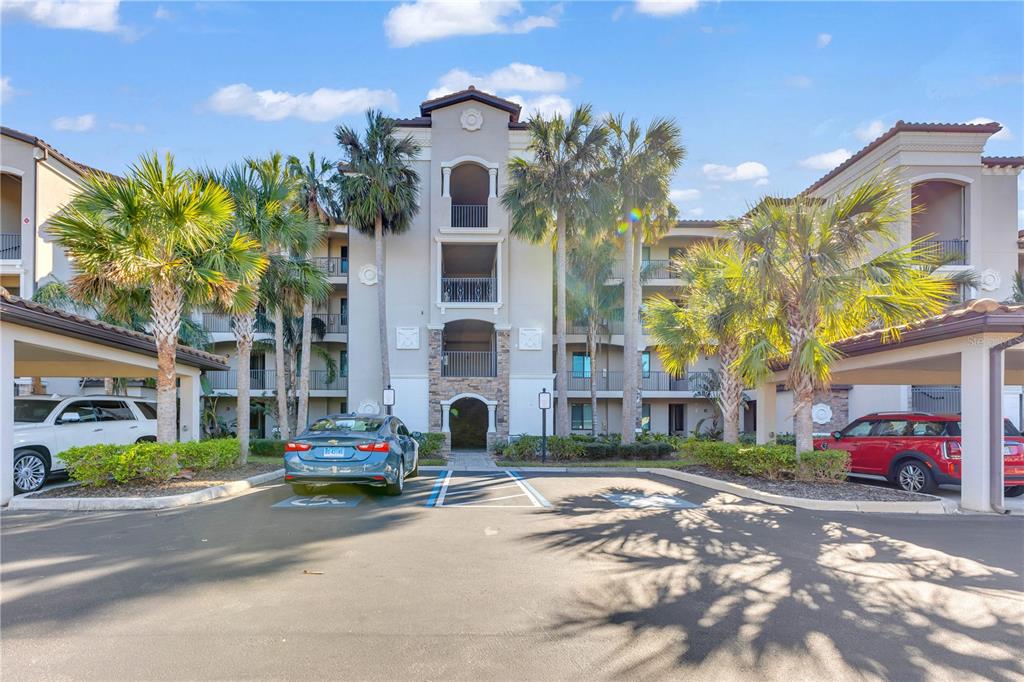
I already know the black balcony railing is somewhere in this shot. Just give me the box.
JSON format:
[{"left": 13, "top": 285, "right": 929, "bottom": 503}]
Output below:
[
  {"left": 0, "top": 233, "right": 21, "bottom": 260},
  {"left": 451, "top": 204, "right": 488, "bottom": 228},
  {"left": 312, "top": 312, "right": 348, "bottom": 334},
  {"left": 557, "top": 370, "right": 714, "bottom": 393},
  {"left": 642, "top": 259, "right": 674, "bottom": 279},
  {"left": 310, "top": 370, "right": 348, "bottom": 391},
  {"left": 205, "top": 369, "right": 276, "bottom": 392},
  {"left": 313, "top": 257, "right": 349, "bottom": 276},
  {"left": 441, "top": 350, "right": 497, "bottom": 377},
  {"left": 202, "top": 314, "right": 274, "bottom": 334},
  {"left": 921, "top": 239, "right": 968, "bottom": 265},
  {"left": 441, "top": 276, "right": 497, "bottom": 303},
  {"left": 911, "top": 385, "right": 961, "bottom": 414}
]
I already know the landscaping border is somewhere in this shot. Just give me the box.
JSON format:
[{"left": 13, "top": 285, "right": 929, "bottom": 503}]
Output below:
[{"left": 6, "top": 469, "right": 284, "bottom": 511}]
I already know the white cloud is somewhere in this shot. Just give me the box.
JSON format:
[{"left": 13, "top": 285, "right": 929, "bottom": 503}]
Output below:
[
  {"left": 816, "top": 32, "right": 832, "bottom": 48},
  {"left": 427, "top": 63, "right": 570, "bottom": 99},
  {"left": 635, "top": 0, "right": 699, "bottom": 16},
  {"left": 799, "top": 148, "right": 852, "bottom": 170},
  {"left": 507, "top": 94, "right": 572, "bottom": 119},
  {"left": 0, "top": 77, "right": 13, "bottom": 104},
  {"left": 110, "top": 121, "right": 147, "bottom": 134},
  {"left": 205, "top": 83, "right": 398, "bottom": 122},
  {"left": 702, "top": 161, "right": 769, "bottom": 183},
  {"left": 670, "top": 188, "right": 701, "bottom": 202},
  {"left": 785, "top": 75, "right": 813, "bottom": 89},
  {"left": 965, "top": 117, "right": 1013, "bottom": 141},
  {"left": 384, "top": 1, "right": 558, "bottom": 47},
  {"left": 3, "top": 0, "right": 122, "bottom": 32},
  {"left": 854, "top": 119, "right": 887, "bottom": 142},
  {"left": 52, "top": 114, "right": 96, "bottom": 132},
  {"left": 684, "top": 207, "right": 705, "bottom": 217},
  {"left": 754, "top": 178, "right": 769, "bottom": 187},
  {"left": 154, "top": 5, "right": 171, "bottom": 20}
]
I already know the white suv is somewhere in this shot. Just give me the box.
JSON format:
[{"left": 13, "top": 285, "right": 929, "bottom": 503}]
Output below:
[{"left": 13, "top": 396, "right": 159, "bottom": 494}]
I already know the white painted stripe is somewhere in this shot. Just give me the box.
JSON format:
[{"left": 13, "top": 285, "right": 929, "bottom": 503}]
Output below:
[
  {"left": 506, "top": 471, "right": 542, "bottom": 507},
  {"left": 435, "top": 471, "right": 453, "bottom": 508}
]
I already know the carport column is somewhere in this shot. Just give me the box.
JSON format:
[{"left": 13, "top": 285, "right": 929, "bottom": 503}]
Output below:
[
  {"left": 961, "top": 340, "right": 993, "bottom": 512},
  {"left": 440, "top": 400, "right": 451, "bottom": 432},
  {"left": 1, "top": 332, "right": 15, "bottom": 505},
  {"left": 486, "top": 402, "right": 496, "bottom": 433},
  {"left": 178, "top": 372, "right": 202, "bottom": 443},
  {"left": 755, "top": 381, "right": 777, "bottom": 445}
]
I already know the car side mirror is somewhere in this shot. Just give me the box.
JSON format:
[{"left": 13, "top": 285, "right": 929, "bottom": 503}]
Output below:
[
  {"left": 832, "top": 431, "right": 842, "bottom": 440},
  {"left": 60, "top": 412, "right": 81, "bottom": 424}
]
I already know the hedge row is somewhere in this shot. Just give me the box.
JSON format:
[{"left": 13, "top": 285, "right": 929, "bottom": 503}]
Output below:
[
  {"left": 678, "top": 440, "right": 848, "bottom": 482},
  {"left": 494, "top": 435, "right": 675, "bottom": 462},
  {"left": 60, "top": 438, "right": 241, "bottom": 487},
  {"left": 413, "top": 432, "right": 446, "bottom": 458},
  {"left": 250, "top": 439, "right": 285, "bottom": 458}
]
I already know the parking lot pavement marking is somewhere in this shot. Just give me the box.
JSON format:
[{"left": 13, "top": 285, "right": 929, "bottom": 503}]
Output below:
[
  {"left": 507, "top": 471, "right": 551, "bottom": 508},
  {"left": 600, "top": 492, "right": 698, "bottom": 509},
  {"left": 272, "top": 494, "right": 365, "bottom": 509},
  {"left": 426, "top": 471, "right": 452, "bottom": 507}
]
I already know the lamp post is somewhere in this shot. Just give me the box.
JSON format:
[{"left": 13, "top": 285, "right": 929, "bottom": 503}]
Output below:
[
  {"left": 383, "top": 385, "right": 395, "bottom": 416},
  {"left": 538, "top": 388, "right": 551, "bottom": 463}
]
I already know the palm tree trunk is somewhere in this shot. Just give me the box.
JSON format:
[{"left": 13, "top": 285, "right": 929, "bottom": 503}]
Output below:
[
  {"left": 286, "top": 343, "right": 297, "bottom": 428},
  {"left": 554, "top": 211, "right": 570, "bottom": 437},
  {"left": 297, "top": 297, "right": 313, "bottom": 433},
  {"left": 718, "top": 341, "right": 742, "bottom": 444},
  {"left": 151, "top": 279, "right": 183, "bottom": 443},
  {"left": 621, "top": 220, "right": 637, "bottom": 443},
  {"left": 103, "top": 378, "right": 115, "bottom": 395},
  {"left": 273, "top": 305, "right": 290, "bottom": 441},
  {"left": 233, "top": 311, "right": 255, "bottom": 463},
  {"left": 632, "top": 229, "right": 644, "bottom": 433},
  {"left": 588, "top": 320, "right": 598, "bottom": 437},
  {"left": 375, "top": 213, "right": 391, "bottom": 398}
]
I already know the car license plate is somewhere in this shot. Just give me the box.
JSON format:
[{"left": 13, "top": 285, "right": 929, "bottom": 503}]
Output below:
[{"left": 320, "top": 448, "right": 349, "bottom": 458}]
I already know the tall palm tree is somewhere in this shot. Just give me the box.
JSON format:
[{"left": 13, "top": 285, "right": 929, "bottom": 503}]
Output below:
[
  {"left": 645, "top": 240, "right": 762, "bottom": 443},
  {"left": 604, "top": 115, "right": 685, "bottom": 443},
  {"left": 732, "top": 173, "right": 954, "bottom": 456},
  {"left": 502, "top": 105, "right": 609, "bottom": 436},
  {"left": 335, "top": 110, "right": 421, "bottom": 396},
  {"left": 49, "top": 152, "right": 265, "bottom": 442}
]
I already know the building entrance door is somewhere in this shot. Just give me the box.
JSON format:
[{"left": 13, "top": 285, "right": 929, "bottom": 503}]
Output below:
[{"left": 449, "top": 397, "right": 488, "bottom": 450}]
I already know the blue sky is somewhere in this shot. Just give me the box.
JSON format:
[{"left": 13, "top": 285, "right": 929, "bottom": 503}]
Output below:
[{"left": 2, "top": 1, "right": 1022, "bottom": 221}]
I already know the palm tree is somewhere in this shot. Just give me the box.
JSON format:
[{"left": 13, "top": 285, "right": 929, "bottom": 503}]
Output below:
[
  {"left": 645, "top": 240, "right": 762, "bottom": 443},
  {"left": 732, "top": 173, "right": 954, "bottom": 456},
  {"left": 335, "top": 110, "right": 421, "bottom": 397},
  {"left": 604, "top": 115, "right": 685, "bottom": 443},
  {"left": 502, "top": 105, "right": 609, "bottom": 436},
  {"left": 49, "top": 152, "right": 265, "bottom": 442}
]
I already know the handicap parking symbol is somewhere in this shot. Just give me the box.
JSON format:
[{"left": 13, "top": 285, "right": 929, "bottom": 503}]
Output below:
[
  {"left": 273, "top": 494, "right": 363, "bottom": 509},
  {"left": 601, "top": 493, "right": 698, "bottom": 509}
]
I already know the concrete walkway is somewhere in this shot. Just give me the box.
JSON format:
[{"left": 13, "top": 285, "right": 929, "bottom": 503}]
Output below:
[{"left": 446, "top": 449, "right": 496, "bottom": 470}]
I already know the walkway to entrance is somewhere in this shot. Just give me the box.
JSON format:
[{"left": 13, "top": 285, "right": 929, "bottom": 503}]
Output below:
[{"left": 447, "top": 450, "right": 496, "bottom": 469}]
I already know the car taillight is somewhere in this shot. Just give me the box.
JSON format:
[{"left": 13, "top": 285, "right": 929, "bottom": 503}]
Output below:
[
  {"left": 285, "top": 442, "right": 312, "bottom": 452},
  {"left": 942, "top": 441, "right": 961, "bottom": 460},
  {"left": 356, "top": 441, "right": 390, "bottom": 452}
]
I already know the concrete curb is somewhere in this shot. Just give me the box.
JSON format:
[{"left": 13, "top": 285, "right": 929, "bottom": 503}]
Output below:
[
  {"left": 7, "top": 469, "right": 285, "bottom": 512},
  {"left": 420, "top": 465, "right": 949, "bottom": 514}
]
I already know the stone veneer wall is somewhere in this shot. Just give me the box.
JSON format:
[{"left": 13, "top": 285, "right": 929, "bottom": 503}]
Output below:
[
  {"left": 428, "top": 327, "right": 511, "bottom": 455},
  {"left": 812, "top": 387, "right": 850, "bottom": 434}
]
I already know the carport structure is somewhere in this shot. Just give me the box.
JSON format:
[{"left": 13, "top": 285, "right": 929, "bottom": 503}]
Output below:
[
  {"left": 755, "top": 299, "right": 1024, "bottom": 513},
  {"left": 1, "top": 293, "right": 228, "bottom": 505}
]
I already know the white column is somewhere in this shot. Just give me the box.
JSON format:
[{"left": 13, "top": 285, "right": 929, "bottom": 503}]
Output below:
[
  {"left": 961, "top": 341, "right": 993, "bottom": 512},
  {"left": 488, "top": 168, "right": 497, "bottom": 198},
  {"left": 441, "top": 402, "right": 451, "bottom": 432},
  {"left": 487, "top": 403, "right": 496, "bottom": 433},
  {"left": 441, "top": 167, "right": 451, "bottom": 198},
  {"left": 755, "top": 381, "right": 777, "bottom": 445},
  {"left": 178, "top": 372, "right": 202, "bottom": 442},
  {"left": 1, "top": 332, "right": 15, "bottom": 505}
]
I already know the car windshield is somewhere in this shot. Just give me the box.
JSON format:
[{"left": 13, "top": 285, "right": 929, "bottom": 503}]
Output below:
[
  {"left": 308, "top": 417, "right": 384, "bottom": 433},
  {"left": 14, "top": 400, "right": 60, "bottom": 423}
]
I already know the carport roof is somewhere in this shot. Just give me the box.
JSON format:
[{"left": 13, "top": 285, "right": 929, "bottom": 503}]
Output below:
[{"left": 1, "top": 293, "right": 228, "bottom": 371}]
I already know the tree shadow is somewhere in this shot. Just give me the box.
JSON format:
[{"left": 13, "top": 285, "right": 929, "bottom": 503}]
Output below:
[{"left": 527, "top": 485, "right": 1024, "bottom": 681}]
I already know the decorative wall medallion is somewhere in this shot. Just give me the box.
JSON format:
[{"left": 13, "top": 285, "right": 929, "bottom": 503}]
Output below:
[
  {"left": 811, "top": 403, "right": 833, "bottom": 425},
  {"left": 460, "top": 108, "right": 483, "bottom": 132},
  {"left": 396, "top": 326, "right": 420, "bottom": 350},
  {"left": 519, "top": 327, "right": 542, "bottom": 350},
  {"left": 358, "top": 399, "right": 380, "bottom": 415},
  {"left": 358, "top": 264, "right": 378, "bottom": 286},
  {"left": 978, "top": 269, "right": 1001, "bottom": 292}
]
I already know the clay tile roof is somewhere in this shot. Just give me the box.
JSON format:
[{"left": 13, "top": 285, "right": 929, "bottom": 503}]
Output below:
[
  {"left": 982, "top": 156, "right": 1024, "bottom": 168},
  {"left": 835, "top": 299, "right": 1024, "bottom": 350},
  {"left": 803, "top": 120, "right": 1004, "bottom": 195},
  {"left": 0, "top": 291, "right": 227, "bottom": 370},
  {"left": 675, "top": 219, "right": 727, "bottom": 228},
  {"left": 1, "top": 125, "right": 114, "bottom": 179},
  {"left": 418, "top": 86, "right": 523, "bottom": 121}
]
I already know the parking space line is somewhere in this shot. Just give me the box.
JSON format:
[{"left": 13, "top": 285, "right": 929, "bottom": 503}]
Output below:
[
  {"left": 426, "top": 471, "right": 450, "bottom": 507},
  {"left": 506, "top": 471, "right": 551, "bottom": 508}
]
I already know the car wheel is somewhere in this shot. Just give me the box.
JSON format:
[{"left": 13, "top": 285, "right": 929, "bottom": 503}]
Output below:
[
  {"left": 291, "top": 484, "right": 315, "bottom": 496},
  {"left": 13, "top": 450, "right": 50, "bottom": 494},
  {"left": 1004, "top": 486, "right": 1024, "bottom": 498},
  {"left": 895, "top": 460, "right": 936, "bottom": 494},
  {"left": 385, "top": 459, "right": 405, "bottom": 496},
  {"left": 135, "top": 436, "right": 157, "bottom": 444}
]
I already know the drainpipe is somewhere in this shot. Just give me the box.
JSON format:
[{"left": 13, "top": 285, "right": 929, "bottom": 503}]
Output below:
[{"left": 989, "top": 332, "right": 1024, "bottom": 514}]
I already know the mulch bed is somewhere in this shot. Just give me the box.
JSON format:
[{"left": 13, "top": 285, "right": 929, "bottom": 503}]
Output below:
[
  {"left": 29, "top": 463, "right": 281, "bottom": 499},
  {"left": 680, "top": 464, "right": 936, "bottom": 502}
]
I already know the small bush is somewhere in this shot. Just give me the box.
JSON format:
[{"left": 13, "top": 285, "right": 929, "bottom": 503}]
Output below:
[
  {"left": 177, "top": 438, "right": 240, "bottom": 470},
  {"left": 504, "top": 435, "right": 540, "bottom": 459},
  {"left": 413, "top": 432, "right": 447, "bottom": 458},
  {"left": 738, "top": 432, "right": 757, "bottom": 445},
  {"left": 680, "top": 440, "right": 848, "bottom": 482},
  {"left": 60, "top": 439, "right": 243, "bottom": 487},
  {"left": 250, "top": 439, "right": 284, "bottom": 458},
  {"left": 547, "top": 436, "right": 585, "bottom": 461},
  {"left": 775, "top": 432, "right": 796, "bottom": 446}
]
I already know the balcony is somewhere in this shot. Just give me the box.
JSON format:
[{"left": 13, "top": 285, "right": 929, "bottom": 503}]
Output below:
[
  {"left": 0, "top": 233, "right": 21, "bottom": 260},
  {"left": 202, "top": 313, "right": 273, "bottom": 334},
  {"left": 451, "top": 204, "right": 488, "bottom": 228},
  {"left": 441, "top": 350, "right": 497, "bottom": 377},
  {"left": 441, "top": 276, "right": 496, "bottom": 303},
  {"left": 310, "top": 370, "right": 348, "bottom": 391},
  {"left": 557, "top": 370, "right": 714, "bottom": 393},
  {"left": 922, "top": 239, "right": 968, "bottom": 266},
  {"left": 204, "top": 369, "right": 347, "bottom": 392},
  {"left": 314, "top": 257, "right": 348, "bottom": 277},
  {"left": 609, "top": 260, "right": 676, "bottom": 281},
  {"left": 313, "top": 312, "right": 348, "bottom": 335}
]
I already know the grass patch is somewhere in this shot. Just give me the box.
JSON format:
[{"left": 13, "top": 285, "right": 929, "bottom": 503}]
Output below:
[
  {"left": 419, "top": 458, "right": 447, "bottom": 467},
  {"left": 247, "top": 454, "right": 284, "bottom": 466}
]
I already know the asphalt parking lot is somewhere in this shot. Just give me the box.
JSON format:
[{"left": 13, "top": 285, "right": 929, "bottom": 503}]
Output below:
[{"left": 3, "top": 472, "right": 1023, "bottom": 681}]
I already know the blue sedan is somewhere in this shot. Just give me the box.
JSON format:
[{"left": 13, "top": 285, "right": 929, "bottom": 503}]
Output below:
[{"left": 284, "top": 413, "right": 419, "bottom": 496}]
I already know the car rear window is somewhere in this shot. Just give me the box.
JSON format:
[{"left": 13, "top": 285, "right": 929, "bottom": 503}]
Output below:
[
  {"left": 14, "top": 400, "right": 60, "bottom": 423},
  {"left": 135, "top": 402, "right": 158, "bottom": 420},
  {"left": 944, "top": 421, "right": 1024, "bottom": 437},
  {"left": 907, "top": 421, "right": 948, "bottom": 436},
  {"left": 309, "top": 417, "right": 383, "bottom": 433}
]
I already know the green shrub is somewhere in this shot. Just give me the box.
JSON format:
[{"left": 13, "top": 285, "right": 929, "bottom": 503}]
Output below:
[
  {"left": 738, "top": 432, "right": 757, "bottom": 445},
  {"left": 503, "top": 435, "right": 540, "bottom": 460},
  {"left": 413, "top": 432, "right": 447, "bottom": 458},
  {"left": 680, "top": 440, "right": 848, "bottom": 482},
  {"left": 775, "top": 432, "right": 796, "bottom": 446},
  {"left": 250, "top": 439, "right": 284, "bottom": 458},
  {"left": 60, "top": 439, "right": 244, "bottom": 487},
  {"left": 581, "top": 442, "right": 612, "bottom": 459},
  {"left": 176, "top": 438, "right": 240, "bottom": 470},
  {"left": 547, "top": 436, "right": 585, "bottom": 461}
]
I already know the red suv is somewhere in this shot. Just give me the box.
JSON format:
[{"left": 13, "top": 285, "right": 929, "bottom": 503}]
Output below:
[{"left": 815, "top": 412, "right": 1024, "bottom": 496}]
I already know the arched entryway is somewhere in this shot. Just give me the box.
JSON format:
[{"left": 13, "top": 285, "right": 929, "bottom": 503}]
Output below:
[{"left": 449, "top": 396, "right": 488, "bottom": 450}]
